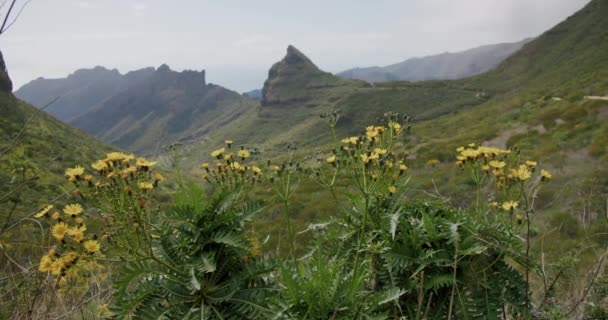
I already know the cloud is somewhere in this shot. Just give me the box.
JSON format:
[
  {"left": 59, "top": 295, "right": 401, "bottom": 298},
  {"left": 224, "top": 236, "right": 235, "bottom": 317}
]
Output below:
[
  {"left": 233, "top": 34, "right": 273, "bottom": 47},
  {"left": 343, "top": 32, "right": 393, "bottom": 41},
  {"left": 73, "top": 1, "right": 96, "bottom": 9},
  {"left": 133, "top": 3, "right": 148, "bottom": 17}
]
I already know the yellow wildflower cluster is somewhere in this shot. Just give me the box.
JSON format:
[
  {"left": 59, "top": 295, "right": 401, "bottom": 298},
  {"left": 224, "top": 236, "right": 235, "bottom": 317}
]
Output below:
[
  {"left": 203, "top": 141, "right": 263, "bottom": 188},
  {"left": 320, "top": 115, "right": 410, "bottom": 197},
  {"left": 35, "top": 202, "right": 101, "bottom": 281},
  {"left": 456, "top": 144, "right": 552, "bottom": 188},
  {"left": 67, "top": 152, "right": 163, "bottom": 204},
  {"left": 456, "top": 144, "right": 554, "bottom": 226}
]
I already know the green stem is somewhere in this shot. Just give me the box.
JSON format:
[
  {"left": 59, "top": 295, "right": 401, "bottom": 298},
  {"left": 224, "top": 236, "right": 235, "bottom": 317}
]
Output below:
[
  {"left": 447, "top": 247, "right": 458, "bottom": 320},
  {"left": 352, "top": 194, "right": 370, "bottom": 291},
  {"left": 284, "top": 199, "right": 295, "bottom": 261},
  {"left": 523, "top": 186, "right": 531, "bottom": 310}
]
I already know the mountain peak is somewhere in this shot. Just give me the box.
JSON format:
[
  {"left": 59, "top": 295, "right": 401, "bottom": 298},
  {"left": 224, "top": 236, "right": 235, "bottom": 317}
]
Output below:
[
  {"left": 262, "top": 46, "right": 328, "bottom": 106},
  {"left": 157, "top": 64, "right": 172, "bottom": 72},
  {"left": 280, "top": 45, "right": 321, "bottom": 72},
  {"left": 0, "top": 50, "right": 13, "bottom": 94}
]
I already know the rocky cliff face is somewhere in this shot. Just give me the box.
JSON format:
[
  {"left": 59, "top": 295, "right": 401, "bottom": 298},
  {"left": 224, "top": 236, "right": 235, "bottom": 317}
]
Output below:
[
  {"left": 0, "top": 50, "right": 13, "bottom": 94},
  {"left": 261, "top": 45, "right": 362, "bottom": 107},
  {"left": 15, "top": 66, "right": 155, "bottom": 121}
]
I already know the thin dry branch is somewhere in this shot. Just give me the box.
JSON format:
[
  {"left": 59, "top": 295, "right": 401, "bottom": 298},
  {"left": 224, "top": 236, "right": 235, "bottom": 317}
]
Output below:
[{"left": 1, "top": 0, "right": 30, "bottom": 33}]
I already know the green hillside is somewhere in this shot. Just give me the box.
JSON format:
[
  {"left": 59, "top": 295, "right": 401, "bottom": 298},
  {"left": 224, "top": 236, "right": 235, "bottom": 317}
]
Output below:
[
  {"left": 68, "top": 65, "right": 258, "bottom": 155},
  {"left": 181, "top": 0, "right": 608, "bottom": 263},
  {"left": 468, "top": 0, "right": 608, "bottom": 96}
]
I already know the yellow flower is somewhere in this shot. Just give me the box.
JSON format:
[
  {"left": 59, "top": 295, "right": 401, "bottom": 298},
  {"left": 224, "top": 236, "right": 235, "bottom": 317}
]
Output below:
[
  {"left": 426, "top": 159, "right": 440, "bottom": 166},
  {"left": 51, "top": 222, "right": 69, "bottom": 241},
  {"left": 63, "top": 204, "right": 83, "bottom": 217},
  {"left": 136, "top": 157, "right": 157, "bottom": 169},
  {"left": 366, "top": 126, "right": 379, "bottom": 140},
  {"left": 230, "top": 162, "right": 245, "bottom": 172},
  {"left": 525, "top": 160, "right": 538, "bottom": 167},
  {"left": 481, "top": 164, "right": 490, "bottom": 172},
  {"left": 224, "top": 153, "right": 234, "bottom": 161},
  {"left": 83, "top": 240, "right": 101, "bottom": 253},
  {"left": 61, "top": 251, "right": 79, "bottom": 266},
  {"left": 138, "top": 182, "right": 154, "bottom": 190},
  {"left": 348, "top": 136, "right": 359, "bottom": 144},
  {"left": 38, "top": 255, "right": 53, "bottom": 272},
  {"left": 388, "top": 121, "right": 401, "bottom": 133},
  {"left": 515, "top": 214, "right": 524, "bottom": 224},
  {"left": 50, "top": 259, "right": 64, "bottom": 275},
  {"left": 492, "top": 168, "right": 504, "bottom": 177},
  {"left": 237, "top": 149, "right": 251, "bottom": 159},
  {"left": 201, "top": 163, "right": 209, "bottom": 170},
  {"left": 65, "top": 165, "right": 85, "bottom": 180},
  {"left": 460, "top": 148, "right": 480, "bottom": 159},
  {"left": 326, "top": 155, "right": 336, "bottom": 164},
  {"left": 501, "top": 201, "right": 519, "bottom": 212},
  {"left": 541, "top": 169, "right": 552, "bottom": 180},
  {"left": 211, "top": 148, "right": 225, "bottom": 159},
  {"left": 225, "top": 140, "right": 233, "bottom": 148},
  {"left": 104, "top": 152, "right": 128, "bottom": 163},
  {"left": 399, "top": 164, "right": 408, "bottom": 172},
  {"left": 154, "top": 172, "right": 165, "bottom": 182},
  {"left": 490, "top": 201, "right": 499, "bottom": 208},
  {"left": 513, "top": 164, "right": 532, "bottom": 181},
  {"left": 122, "top": 153, "right": 135, "bottom": 163},
  {"left": 91, "top": 160, "right": 108, "bottom": 171},
  {"left": 251, "top": 166, "right": 262, "bottom": 175},
  {"left": 456, "top": 146, "right": 465, "bottom": 152},
  {"left": 67, "top": 225, "right": 87, "bottom": 242},
  {"left": 388, "top": 185, "right": 397, "bottom": 194},
  {"left": 374, "top": 148, "right": 388, "bottom": 156},
  {"left": 34, "top": 204, "right": 53, "bottom": 218},
  {"left": 51, "top": 211, "right": 61, "bottom": 220},
  {"left": 489, "top": 160, "right": 506, "bottom": 169},
  {"left": 271, "top": 165, "right": 281, "bottom": 172},
  {"left": 360, "top": 154, "right": 370, "bottom": 164},
  {"left": 122, "top": 167, "right": 137, "bottom": 175}
]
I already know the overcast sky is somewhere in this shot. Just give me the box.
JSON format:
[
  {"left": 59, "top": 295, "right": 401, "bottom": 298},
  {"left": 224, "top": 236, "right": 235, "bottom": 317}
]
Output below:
[{"left": 0, "top": 0, "right": 590, "bottom": 92}]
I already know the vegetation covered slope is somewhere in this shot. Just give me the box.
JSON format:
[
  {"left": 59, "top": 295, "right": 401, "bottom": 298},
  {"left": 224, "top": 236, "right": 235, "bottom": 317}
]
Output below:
[
  {"left": 16, "top": 65, "right": 258, "bottom": 156},
  {"left": 182, "top": 0, "right": 608, "bottom": 272},
  {"left": 0, "top": 50, "right": 112, "bottom": 268},
  {"left": 66, "top": 65, "right": 257, "bottom": 155},
  {"left": 193, "top": 46, "right": 487, "bottom": 155},
  {"left": 0, "top": 89, "right": 112, "bottom": 223},
  {"left": 14, "top": 66, "right": 155, "bottom": 121},
  {"left": 464, "top": 0, "right": 608, "bottom": 96},
  {"left": 338, "top": 39, "right": 529, "bottom": 83}
]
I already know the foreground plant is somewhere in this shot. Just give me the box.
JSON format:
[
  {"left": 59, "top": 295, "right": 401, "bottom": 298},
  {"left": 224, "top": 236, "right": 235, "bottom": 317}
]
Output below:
[{"left": 30, "top": 113, "right": 576, "bottom": 319}]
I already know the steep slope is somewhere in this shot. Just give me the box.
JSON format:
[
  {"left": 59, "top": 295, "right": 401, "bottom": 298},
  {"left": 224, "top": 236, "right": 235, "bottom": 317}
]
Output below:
[
  {"left": 0, "top": 51, "right": 112, "bottom": 220},
  {"left": 261, "top": 45, "right": 365, "bottom": 107},
  {"left": 15, "top": 66, "right": 155, "bottom": 121},
  {"left": 69, "top": 65, "right": 257, "bottom": 155},
  {"left": 338, "top": 39, "right": 529, "bottom": 83},
  {"left": 0, "top": 50, "right": 12, "bottom": 93},
  {"left": 194, "top": 45, "right": 371, "bottom": 150},
  {"left": 187, "top": 45, "right": 487, "bottom": 156},
  {"left": 466, "top": 0, "right": 608, "bottom": 96},
  {"left": 203, "top": 0, "right": 608, "bottom": 260}
]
